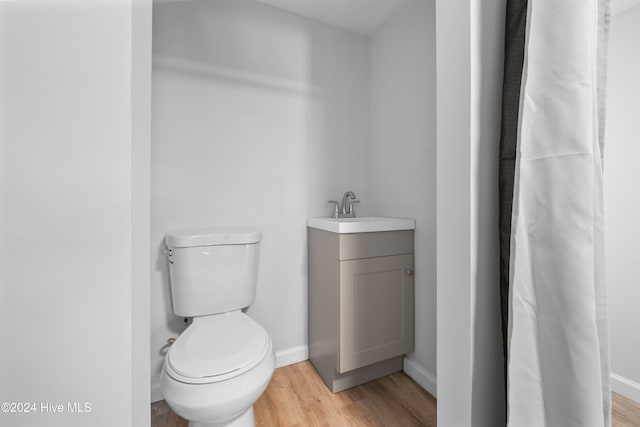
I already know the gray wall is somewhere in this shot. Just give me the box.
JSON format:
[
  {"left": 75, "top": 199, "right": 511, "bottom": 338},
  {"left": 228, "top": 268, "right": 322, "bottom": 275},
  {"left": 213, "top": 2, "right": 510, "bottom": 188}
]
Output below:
[
  {"left": 605, "top": 5, "right": 640, "bottom": 403},
  {"left": 369, "top": 0, "right": 437, "bottom": 394},
  {"left": 0, "top": 1, "right": 151, "bottom": 425},
  {"left": 151, "top": 0, "right": 437, "bottom": 401},
  {"left": 436, "top": 0, "right": 506, "bottom": 425},
  {"left": 151, "top": 0, "right": 371, "bottom": 400}
]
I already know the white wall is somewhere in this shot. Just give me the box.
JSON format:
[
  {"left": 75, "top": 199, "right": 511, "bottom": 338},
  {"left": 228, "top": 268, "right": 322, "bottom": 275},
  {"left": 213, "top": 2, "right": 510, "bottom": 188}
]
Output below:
[
  {"left": 369, "top": 0, "right": 437, "bottom": 395},
  {"left": 469, "top": 1, "right": 507, "bottom": 424},
  {"left": 0, "top": 1, "right": 150, "bottom": 426},
  {"left": 131, "top": 0, "right": 153, "bottom": 425},
  {"left": 436, "top": 1, "right": 473, "bottom": 423},
  {"left": 605, "top": 5, "right": 640, "bottom": 403},
  {"left": 151, "top": 0, "right": 370, "bottom": 400},
  {"left": 436, "top": 0, "right": 506, "bottom": 425}
]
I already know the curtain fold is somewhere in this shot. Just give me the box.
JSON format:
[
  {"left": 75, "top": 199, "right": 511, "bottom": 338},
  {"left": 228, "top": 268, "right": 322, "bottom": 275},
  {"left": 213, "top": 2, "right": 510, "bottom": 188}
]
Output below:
[{"left": 499, "top": 1, "right": 611, "bottom": 426}]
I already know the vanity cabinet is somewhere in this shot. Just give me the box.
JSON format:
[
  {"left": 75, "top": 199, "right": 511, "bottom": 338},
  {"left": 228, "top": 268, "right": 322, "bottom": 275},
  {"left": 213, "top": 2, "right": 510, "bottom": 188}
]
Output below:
[{"left": 308, "top": 227, "right": 414, "bottom": 392}]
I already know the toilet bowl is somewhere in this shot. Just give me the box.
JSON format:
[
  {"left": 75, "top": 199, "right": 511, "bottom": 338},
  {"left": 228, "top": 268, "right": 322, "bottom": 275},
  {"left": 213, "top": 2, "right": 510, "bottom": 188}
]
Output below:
[
  {"left": 161, "top": 312, "right": 275, "bottom": 427},
  {"left": 160, "top": 227, "right": 274, "bottom": 427}
]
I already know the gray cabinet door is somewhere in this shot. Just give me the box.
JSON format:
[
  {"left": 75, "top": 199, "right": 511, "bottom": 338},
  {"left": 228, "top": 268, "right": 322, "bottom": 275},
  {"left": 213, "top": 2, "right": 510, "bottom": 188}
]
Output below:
[{"left": 338, "top": 254, "right": 414, "bottom": 373}]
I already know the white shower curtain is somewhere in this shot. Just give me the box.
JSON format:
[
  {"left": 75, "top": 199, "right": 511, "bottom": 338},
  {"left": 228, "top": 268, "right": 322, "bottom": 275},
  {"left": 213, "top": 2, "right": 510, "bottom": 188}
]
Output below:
[{"left": 499, "top": 1, "right": 611, "bottom": 426}]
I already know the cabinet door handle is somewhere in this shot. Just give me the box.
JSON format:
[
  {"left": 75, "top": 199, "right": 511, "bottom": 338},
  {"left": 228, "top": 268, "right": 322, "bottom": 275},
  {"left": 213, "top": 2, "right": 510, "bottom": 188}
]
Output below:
[{"left": 405, "top": 269, "right": 414, "bottom": 276}]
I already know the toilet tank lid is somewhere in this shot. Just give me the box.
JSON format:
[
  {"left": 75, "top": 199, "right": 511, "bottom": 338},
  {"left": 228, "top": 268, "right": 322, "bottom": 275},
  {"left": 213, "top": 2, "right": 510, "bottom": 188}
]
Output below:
[{"left": 166, "top": 227, "right": 261, "bottom": 247}]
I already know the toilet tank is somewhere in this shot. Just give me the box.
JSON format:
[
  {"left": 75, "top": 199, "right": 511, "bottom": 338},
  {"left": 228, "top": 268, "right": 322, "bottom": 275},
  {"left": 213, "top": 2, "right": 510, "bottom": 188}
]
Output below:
[{"left": 165, "top": 227, "right": 261, "bottom": 317}]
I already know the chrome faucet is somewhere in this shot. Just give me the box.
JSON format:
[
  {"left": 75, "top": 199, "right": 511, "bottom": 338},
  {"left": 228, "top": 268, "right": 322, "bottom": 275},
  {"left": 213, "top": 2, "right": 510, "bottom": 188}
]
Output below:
[
  {"left": 341, "top": 191, "right": 357, "bottom": 217},
  {"left": 327, "top": 191, "right": 359, "bottom": 218}
]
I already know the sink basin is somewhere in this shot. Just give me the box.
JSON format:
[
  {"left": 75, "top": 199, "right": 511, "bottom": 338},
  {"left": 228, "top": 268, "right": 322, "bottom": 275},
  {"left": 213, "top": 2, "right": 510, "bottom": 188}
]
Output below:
[{"left": 307, "top": 216, "right": 415, "bottom": 234}]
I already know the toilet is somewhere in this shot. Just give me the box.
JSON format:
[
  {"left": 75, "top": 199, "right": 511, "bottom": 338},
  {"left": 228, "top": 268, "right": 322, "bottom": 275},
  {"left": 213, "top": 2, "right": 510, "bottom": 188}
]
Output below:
[{"left": 160, "top": 227, "right": 275, "bottom": 427}]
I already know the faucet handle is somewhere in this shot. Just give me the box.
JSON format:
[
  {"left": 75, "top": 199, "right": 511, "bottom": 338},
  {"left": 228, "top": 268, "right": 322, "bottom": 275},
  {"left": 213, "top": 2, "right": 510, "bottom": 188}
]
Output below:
[{"left": 327, "top": 200, "right": 340, "bottom": 219}]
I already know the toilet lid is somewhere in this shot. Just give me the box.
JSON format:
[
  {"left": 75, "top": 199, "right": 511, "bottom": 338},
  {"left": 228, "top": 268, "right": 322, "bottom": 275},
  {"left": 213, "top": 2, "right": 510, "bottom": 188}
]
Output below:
[{"left": 168, "top": 312, "right": 269, "bottom": 380}]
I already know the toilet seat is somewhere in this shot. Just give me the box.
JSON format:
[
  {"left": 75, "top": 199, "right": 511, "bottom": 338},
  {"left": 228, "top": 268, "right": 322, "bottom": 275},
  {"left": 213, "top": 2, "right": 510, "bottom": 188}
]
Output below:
[{"left": 166, "top": 311, "right": 270, "bottom": 385}]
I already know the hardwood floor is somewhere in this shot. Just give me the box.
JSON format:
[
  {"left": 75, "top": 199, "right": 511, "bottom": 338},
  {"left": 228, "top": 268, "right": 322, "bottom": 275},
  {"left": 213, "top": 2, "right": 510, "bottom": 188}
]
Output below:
[
  {"left": 152, "top": 360, "right": 435, "bottom": 426},
  {"left": 151, "top": 361, "right": 639, "bottom": 426},
  {"left": 150, "top": 399, "right": 187, "bottom": 427},
  {"left": 614, "top": 392, "right": 640, "bottom": 427},
  {"left": 254, "top": 361, "right": 435, "bottom": 426}
]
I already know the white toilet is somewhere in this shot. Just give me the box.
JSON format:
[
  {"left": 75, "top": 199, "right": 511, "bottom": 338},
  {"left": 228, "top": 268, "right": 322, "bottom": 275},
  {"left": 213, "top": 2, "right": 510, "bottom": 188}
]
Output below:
[{"left": 160, "top": 227, "right": 275, "bottom": 427}]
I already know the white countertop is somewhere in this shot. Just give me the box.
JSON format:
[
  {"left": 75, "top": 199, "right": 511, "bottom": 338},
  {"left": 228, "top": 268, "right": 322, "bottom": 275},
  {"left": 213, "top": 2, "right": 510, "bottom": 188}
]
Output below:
[{"left": 307, "top": 216, "right": 415, "bottom": 234}]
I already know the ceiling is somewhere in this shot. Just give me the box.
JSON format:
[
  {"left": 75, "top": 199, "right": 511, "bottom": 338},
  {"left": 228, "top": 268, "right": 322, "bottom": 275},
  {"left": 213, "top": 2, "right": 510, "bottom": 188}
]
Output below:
[
  {"left": 612, "top": 0, "right": 640, "bottom": 14},
  {"left": 254, "top": 0, "right": 640, "bottom": 32},
  {"left": 253, "top": 0, "right": 411, "bottom": 35},
  {"left": 154, "top": 0, "right": 640, "bottom": 32}
]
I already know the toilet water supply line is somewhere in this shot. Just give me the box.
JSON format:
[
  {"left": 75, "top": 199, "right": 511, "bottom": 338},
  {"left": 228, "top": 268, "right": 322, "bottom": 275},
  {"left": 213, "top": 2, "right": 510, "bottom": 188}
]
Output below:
[{"left": 167, "top": 316, "right": 189, "bottom": 345}]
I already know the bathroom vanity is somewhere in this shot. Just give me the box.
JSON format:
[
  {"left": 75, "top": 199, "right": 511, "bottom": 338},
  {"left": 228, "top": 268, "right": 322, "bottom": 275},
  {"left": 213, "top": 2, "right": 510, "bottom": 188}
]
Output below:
[{"left": 307, "top": 217, "right": 415, "bottom": 392}]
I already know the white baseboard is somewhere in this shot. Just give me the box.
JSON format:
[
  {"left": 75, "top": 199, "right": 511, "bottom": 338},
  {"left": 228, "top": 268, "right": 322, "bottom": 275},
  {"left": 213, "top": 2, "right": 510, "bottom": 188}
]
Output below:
[
  {"left": 275, "top": 345, "right": 309, "bottom": 368},
  {"left": 403, "top": 356, "right": 437, "bottom": 398},
  {"left": 612, "top": 373, "right": 640, "bottom": 404}
]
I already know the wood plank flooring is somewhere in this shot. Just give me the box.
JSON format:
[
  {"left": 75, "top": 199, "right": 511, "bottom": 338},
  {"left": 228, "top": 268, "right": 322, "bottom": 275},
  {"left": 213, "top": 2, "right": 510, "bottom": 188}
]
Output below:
[
  {"left": 152, "top": 360, "right": 435, "bottom": 426},
  {"left": 614, "top": 392, "right": 640, "bottom": 427},
  {"left": 151, "top": 360, "right": 640, "bottom": 426},
  {"left": 254, "top": 361, "right": 435, "bottom": 426}
]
